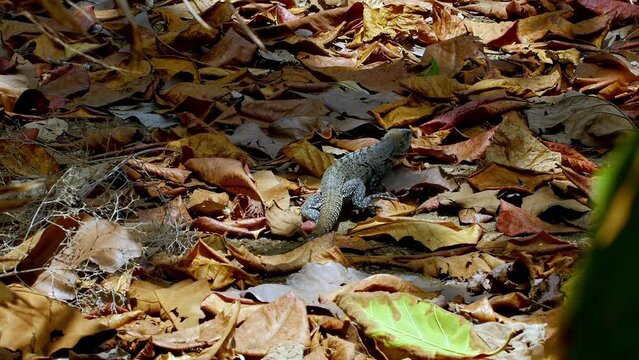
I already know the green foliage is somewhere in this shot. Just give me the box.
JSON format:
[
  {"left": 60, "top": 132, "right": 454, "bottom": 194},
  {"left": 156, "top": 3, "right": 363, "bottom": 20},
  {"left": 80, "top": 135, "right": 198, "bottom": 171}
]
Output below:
[
  {"left": 336, "top": 292, "right": 508, "bottom": 359},
  {"left": 564, "top": 130, "right": 639, "bottom": 359}
]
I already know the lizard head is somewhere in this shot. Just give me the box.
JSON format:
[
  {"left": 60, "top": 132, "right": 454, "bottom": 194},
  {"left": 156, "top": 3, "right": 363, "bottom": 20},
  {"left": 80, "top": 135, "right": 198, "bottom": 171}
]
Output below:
[{"left": 383, "top": 128, "right": 412, "bottom": 160}]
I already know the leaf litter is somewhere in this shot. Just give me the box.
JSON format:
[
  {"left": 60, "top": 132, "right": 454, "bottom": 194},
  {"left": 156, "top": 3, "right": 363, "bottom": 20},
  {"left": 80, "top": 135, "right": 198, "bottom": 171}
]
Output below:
[{"left": 0, "top": 0, "right": 637, "bottom": 358}]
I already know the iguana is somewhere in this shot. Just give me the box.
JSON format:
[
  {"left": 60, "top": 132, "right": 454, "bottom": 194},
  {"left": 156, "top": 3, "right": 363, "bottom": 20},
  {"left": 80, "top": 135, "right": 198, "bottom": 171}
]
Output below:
[{"left": 301, "top": 128, "right": 412, "bottom": 238}]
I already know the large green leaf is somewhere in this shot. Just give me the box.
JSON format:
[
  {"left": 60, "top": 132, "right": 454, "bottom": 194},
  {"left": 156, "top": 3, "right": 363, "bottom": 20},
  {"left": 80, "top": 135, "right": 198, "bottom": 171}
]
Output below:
[{"left": 336, "top": 292, "right": 509, "bottom": 359}]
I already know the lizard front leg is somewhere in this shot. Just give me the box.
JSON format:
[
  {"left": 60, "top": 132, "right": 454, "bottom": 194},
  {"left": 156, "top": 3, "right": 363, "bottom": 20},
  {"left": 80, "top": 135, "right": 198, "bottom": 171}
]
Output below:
[
  {"left": 342, "top": 178, "right": 394, "bottom": 213},
  {"left": 301, "top": 192, "right": 322, "bottom": 221}
]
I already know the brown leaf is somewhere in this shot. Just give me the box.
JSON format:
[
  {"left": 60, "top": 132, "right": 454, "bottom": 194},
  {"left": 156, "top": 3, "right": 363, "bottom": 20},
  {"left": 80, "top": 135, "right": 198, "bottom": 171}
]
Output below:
[
  {"left": 320, "top": 274, "right": 438, "bottom": 304},
  {"left": 0, "top": 140, "right": 60, "bottom": 177},
  {"left": 151, "top": 308, "right": 238, "bottom": 352},
  {"left": 186, "top": 189, "right": 229, "bottom": 216},
  {"left": 154, "top": 280, "right": 211, "bottom": 330},
  {"left": 265, "top": 205, "right": 303, "bottom": 237},
  {"left": 412, "top": 127, "right": 496, "bottom": 163},
  {"left": 521, "top": 186, "right": 590, "bottom": 218},
  {"left": 525, "top": 93, "right": 635, "bottom": 148},
  {"left": 202, "top": 29, "right": 257, "bottom": 67},
  {"left": 32, "top": 216, "right": 142, "bottom": 300},
  {"left": 349, "top": 216, "right": 483, "bottom": 251},
  {"left": 192, "top": 216, "right": 265, "bottom": 239},
  {"left": 127, "top": 158, "right": 192, "bottom": 184},
  {"left": 419, "top": 95, "right": 528, "bottom": 134},
  {"left": 167, "top": 133, "right": 253, "bottom": 164},
  {"left": 478, "top": 232, "right": 579, "bottom": 256},
  {"left": 401, "top": 75, "right": 470, "bottom": 101},
  {"left": 485, "top": 112, "right": 562, "bottom": 173},
  {"left": 462, "top": 70, "right": 561, "bottom": 98},
  {"left": 185, "top": 157, "right": 261, "bottom": 200},
  {"left": 0, "top": 180, "right": 45, "bottom": 211},
  {"left": 420, "top": 35, "right": 485, "bottom": 77},
  {"left": 408, "top": 251, "right": 505, "bottom": 278},
  {"left": 370, "top": 96, "right": 436, "bottom": 129},
  {"left": 542, "top": 140, "right": 599, "bottom": 174},
  {"left": 282, "top": 140, "right": 334, "bottom": 178},
  {"left": 383, "top": 166, "right": 458, "bottom": 192},
  {"left": 226, "top": 234, "right": 346, "bottom": 274},
  {"left": 431, "top": 3, "right": 468, "bottom": 41},
  {"left": 234, "top": 293, "right": 310, "bottom": 357},
  {"left": 0, "top": 284, "right": 109, "bottom": 355},
  {"left": 496, "top": 200, "right": 581, "bottom": 236},
  {"left": 468, "top": 162, "right": 558, "bottom": 193}
]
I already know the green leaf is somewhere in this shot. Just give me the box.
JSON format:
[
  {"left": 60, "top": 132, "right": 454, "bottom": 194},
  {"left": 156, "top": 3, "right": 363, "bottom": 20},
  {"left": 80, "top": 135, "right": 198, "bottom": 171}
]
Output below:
[
  {"left": 422, "top": 59, "right": 440, "bottom": 76},
  {"left": 336, "top": 292, "right": 509, "bottom": 359}
]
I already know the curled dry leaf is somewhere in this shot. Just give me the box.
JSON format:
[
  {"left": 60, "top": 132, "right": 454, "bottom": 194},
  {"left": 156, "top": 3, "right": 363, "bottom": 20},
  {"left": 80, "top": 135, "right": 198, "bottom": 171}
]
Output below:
[
  {"left": 349, "top": 216, "right": 483, "bottom": 251},
  {"left": 0, "top": 140, "right": 60, "bottom": 177},
  {"left": 468, "top": 162, "right": 558, "bottom": 193},
  {"left": 154, "top": 279, "right": 211, "bottom": 330},
  {"left": 234, "top": 293, "right": 311, "bottom": 357},
  {"left": 167, "top": 133, "right": 254, "bottom": 164},
  {"left": 0, "top": 180, "right": 46, "bottom": 211},
  {"left": 419, "top": 95, "right": 529, "bottom": 134},
  {"left": 202, "top": 293, "right": 264, "bottom": 324},
  {"left": 370, "top": 97, "right": 436, "bottom": 129},
  {"left": 524, "top": 93, "right": 635, "bottom": 148},
  {"left": 185, "top": 157, "right": 261, "bottom": 201},
  {"left": 485, "top": 112, "right": 562, "bottom": 174},
  {"left": 462, "top": 70, "right": 561, "bottom": 98},
  {"left": 437, "top": 183, "right": 501, "bottom": 214},
  {"left": 542, "top": 140, "right": 599, "bottom": 174},
  {"left": 192, "top": 216, "right": 265, "bottom": 239},
  {"left": 282, "top": 140, "right": 334, "bottom": 178},
  {"left": 407, "top": 251, "right": 505, "bottom": 278},
  {"left": 151, "top": 303, "right": 239, "bottom": 353},
  {"left": 0, "top": 284, "right": 110, "bottom": 356},
  {"left": 412, "top": 127, "right": 496, "bottom": 163},
  {"left": 226, "top": 233, "right": 345, "bottom": 274},
  {"left": 496, "top": 200, "right": 581, "bottom": 236},
  {"left": 182, "top": 241, "right": 259, "bottom": 290},
  {"left": 320, "top": 274, "right": 438, "bottom": 305},
  {"left": 521, "top": 186, "right": 590, "bottom": 218},
  {"left": 187, "top": 189, "right": 230, "bottom": 216},
  {"left": 127, "top": 158, "right": 192, "bottom": 184},
  {"left": 382, "top": 166, "right": 458, "bottom": 193}
]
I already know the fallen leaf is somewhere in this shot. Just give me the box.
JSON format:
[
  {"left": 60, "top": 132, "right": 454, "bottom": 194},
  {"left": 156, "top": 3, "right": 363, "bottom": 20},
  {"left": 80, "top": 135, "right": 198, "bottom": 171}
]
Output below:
[
  {"left": 234, "top": 293, "right": 310, "bottom": 357},
  {"left": 349, "top": 216, "right": 483, "bottom": 251},
  {"left": 335, "top": 292, "right": 507, "bottom": 359},
  {"left": 282, "top": 140, "right": 334, "bottom": 178},
  {"left": 408, "top": 252, "right": 505, "bottom": 278},
  {"left": 227, "top": 234, "right": 346, "bottom": 274},
  {"left": 524, "top": 93, "right": 635, "bottom": 148},
  {"left": 185, "top": 157, "right": 261, "bottom": 200},
  {"left": 496, "top": 200, "right": 581, "bottom": 236},
  {"left": 419, "top": 96, "right": 528, "bottom": 134},
  {"left": 468, "top": 163, "right": 558, "bottom": 193},
  {"left": 485, "top": 112, "right": 562, "bottom": 173},
  {"left": 0, "top": 284, "right": 109, "bottom": 355}
]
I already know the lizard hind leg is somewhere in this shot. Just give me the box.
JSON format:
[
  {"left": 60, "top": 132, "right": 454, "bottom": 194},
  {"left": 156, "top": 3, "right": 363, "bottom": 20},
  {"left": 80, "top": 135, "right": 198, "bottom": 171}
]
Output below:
[{"left": 301, "top": 193, "right": 322, "bottom": 221}]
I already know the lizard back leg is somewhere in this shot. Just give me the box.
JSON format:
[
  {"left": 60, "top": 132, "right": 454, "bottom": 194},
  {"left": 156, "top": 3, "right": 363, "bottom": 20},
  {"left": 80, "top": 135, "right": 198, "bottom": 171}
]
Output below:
[{"left": 301, "top": 192, "right": 322, "bottom": 221}]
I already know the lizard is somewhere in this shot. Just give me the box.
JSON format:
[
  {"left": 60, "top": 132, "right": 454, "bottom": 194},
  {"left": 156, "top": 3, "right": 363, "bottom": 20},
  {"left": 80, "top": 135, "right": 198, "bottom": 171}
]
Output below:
[{"left": 300, "top": 128, "right": 412, "bottom": 238}]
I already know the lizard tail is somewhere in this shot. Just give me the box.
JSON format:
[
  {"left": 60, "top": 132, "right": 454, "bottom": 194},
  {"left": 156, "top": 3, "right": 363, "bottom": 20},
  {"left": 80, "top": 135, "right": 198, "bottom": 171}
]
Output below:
[{"left": 309, "top": 191, "right": 343, "bottom": 238}]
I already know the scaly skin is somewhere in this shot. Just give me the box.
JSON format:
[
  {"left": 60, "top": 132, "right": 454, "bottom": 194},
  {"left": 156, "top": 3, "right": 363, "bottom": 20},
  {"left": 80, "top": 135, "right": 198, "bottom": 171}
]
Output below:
[{"left": 301, "top": 128, "right": 412, "bottom": 238}]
